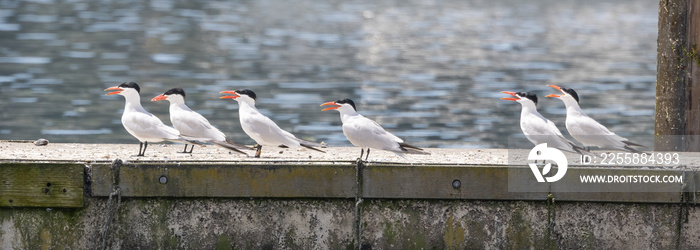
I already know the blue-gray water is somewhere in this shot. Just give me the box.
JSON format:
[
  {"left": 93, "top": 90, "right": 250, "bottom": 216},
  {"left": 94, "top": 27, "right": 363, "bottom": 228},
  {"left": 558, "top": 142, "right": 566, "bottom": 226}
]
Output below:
[{"left": 0, "top": 0, "right": 657, "bottom": 149}]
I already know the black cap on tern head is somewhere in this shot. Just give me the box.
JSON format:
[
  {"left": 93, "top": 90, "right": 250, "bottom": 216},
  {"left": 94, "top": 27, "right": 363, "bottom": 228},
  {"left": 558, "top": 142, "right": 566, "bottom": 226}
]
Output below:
[
  {"left": 119, "top": 82, "right": 140, "bottom": 93},
  {"left": 164, "top": 88, "right": 186, "bottom": 98},
  {"left": 335, "top": 98, "right": 356, "bottom": 110},
  {"left": 236, "top": 89, "right": 256, "bottom": 100},
  {"left": 516, "top": 92, "right": 537, "bottom": 105},
  {"left": 560, "top": 87, "right": 579, "bottom": 103}
]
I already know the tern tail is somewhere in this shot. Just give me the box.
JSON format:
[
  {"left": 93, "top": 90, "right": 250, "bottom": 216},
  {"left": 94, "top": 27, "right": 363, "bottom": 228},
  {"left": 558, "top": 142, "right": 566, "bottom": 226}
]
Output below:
[
  {"left": 623, "top": 140, "right": 646, "bottom": 148},
  {"left": 295, "top": 138, "right": 327, "bottom": 153},
  {"left": 399, "top": 143, "right": 430, "bottom": 155},
  {"left": 623, "top": 145, "right": 646, "bottom": 154},
  {"left": 210, "top": 139, "right": 253, "bottom": 155}
]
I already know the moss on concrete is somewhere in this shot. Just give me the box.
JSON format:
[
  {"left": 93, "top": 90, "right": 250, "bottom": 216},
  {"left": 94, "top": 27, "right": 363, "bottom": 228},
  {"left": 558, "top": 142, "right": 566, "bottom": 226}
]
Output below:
[
  {"left": 0, "top": 207, "right": 91, "bottom": 249},
  {"left": 215, "top": 235, "right": 232, "bottom": 250},
  {"left": 504, "top": 203, "right": 534, "bottom": 249},
  {"left": 0, "top": 196, "right": 692, "bottom": 249},
  {"left": 443, "top": 214, "right": 466, "bottom": 249}
]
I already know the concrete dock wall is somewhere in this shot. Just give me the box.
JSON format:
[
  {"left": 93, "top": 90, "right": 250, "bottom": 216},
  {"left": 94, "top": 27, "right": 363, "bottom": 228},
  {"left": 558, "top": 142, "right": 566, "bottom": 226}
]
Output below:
[
  {"left": 1, "top": 143, "right": 700, "bottom": 249},
  {"left": 1, "top": 159, "right": 699, "bottom": 249},
  {"left": 1, "top": 197, "right": 696, "bottom": 249}
]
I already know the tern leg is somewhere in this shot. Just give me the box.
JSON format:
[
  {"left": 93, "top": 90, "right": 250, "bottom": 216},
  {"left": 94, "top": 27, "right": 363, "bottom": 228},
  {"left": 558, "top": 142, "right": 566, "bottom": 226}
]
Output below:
[
  {"left": 255, "top": 144, "right": 262, "bottom": 158},
  {"left": 179, "top": 144, "right": 190, "bottom": 154},
  {"left": 137, "top": 142, "right": 148, "bottom": 157},
  {"left": 136, "top": 142, "right": 144, "bottom": 156},
  {"left": 180, "top": 144, "right": 194, "bottom": 154},
  {"left": 359, "top": 148, "right": 364, "bottom": 160},
  {"left": 365, "top": 148, "right": 371, "bottom": 161}
]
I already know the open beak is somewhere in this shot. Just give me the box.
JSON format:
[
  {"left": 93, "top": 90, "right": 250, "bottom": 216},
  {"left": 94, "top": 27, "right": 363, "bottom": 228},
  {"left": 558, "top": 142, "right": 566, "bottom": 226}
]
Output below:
[
  {"left": 219, "top": 90, "right": 239, "bottom": 99},
  {"left": 500, "top": 91, "right": 520, "bottom": 101},
  {"left": 320, "top": 101, "right": 341, "bottom": 111},
  {"left": 546, "top": 85, "right": 563, "bottom": 98},
  {"left": 104, "top": 86, "right": 123, "bottom": 96},
  {"left": 151, "top": 94, "right": 167, "bottom": 102}
]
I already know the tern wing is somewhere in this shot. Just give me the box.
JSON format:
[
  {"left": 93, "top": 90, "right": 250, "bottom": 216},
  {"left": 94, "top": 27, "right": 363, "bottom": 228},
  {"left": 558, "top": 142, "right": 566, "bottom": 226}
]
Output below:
[
  {"left": 123, "top": 111, "right": 180, "bottom": 142},
  {"left": 241, "top": 112, "right": 300, "bottom": 147},
  {"left": 171, "top": 109, "right": 226, "bottom": 141},
  {"left": 521, "top": 113, "right": 581, "bottom": 153},
  {"left": 567, "top": 115, "right": 615, "bottom": 136},
  {"left": 342, "top": 115, "right": 404, "bottom": 152},
  {"left": 566, "top": 114, "right": 630, "bottom": 149}
]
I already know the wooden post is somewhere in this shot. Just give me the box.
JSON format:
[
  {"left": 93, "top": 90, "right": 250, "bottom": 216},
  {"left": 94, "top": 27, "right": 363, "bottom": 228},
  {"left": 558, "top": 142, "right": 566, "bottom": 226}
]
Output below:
[
  {"left": 655, "top": 0, "right": 700, "bottom": 151},
  {"left": 688, "top": 1, "right": 700, "bottom": 150}
]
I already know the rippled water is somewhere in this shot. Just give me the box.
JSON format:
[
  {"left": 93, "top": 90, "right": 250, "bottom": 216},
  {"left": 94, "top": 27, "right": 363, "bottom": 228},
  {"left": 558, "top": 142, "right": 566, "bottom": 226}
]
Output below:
[{"left": 0, "top": 0, "right": 657, "bottom": 149}]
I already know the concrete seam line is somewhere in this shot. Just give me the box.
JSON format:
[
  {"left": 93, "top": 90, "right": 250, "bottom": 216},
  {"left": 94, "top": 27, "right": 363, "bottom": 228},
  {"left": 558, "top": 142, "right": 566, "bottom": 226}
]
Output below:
[
  {"left": 354, "top": 159, "right": 365, "bottom": 250},
  {"left": 546, "top": 193, "right": 556, "bottom": 248},
  {"left": 676, "top": 167, "right": 688, "bottom": 250},
  {"left": 100, "top": 159, "right": 123, "bottom": 250}
]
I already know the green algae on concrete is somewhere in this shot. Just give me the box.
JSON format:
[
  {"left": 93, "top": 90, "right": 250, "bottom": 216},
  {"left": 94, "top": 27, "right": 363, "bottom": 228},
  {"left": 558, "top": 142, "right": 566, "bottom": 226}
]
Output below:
[
  {"left": 215, "top": 235, "right": 232, "bottom": 250},
  {"left": 0, "top": 206, "right": 95, "bottom": 249},
  {"left": 504, "top": 203, "right": 534, "bottom": 249},
  {"left": 98, "top": 198, "right": 355, "bottom": 249},
  {"left": 443, "top": 214, "right": 466, "bottom": 249},
  {"left": 1, "top": 197, "right": 698, "bottom": 248}
]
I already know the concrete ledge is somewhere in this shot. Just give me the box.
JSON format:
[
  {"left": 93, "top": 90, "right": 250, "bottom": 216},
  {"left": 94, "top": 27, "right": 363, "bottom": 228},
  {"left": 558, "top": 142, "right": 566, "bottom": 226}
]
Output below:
[
  {"left": 363, "top": 164, "right": 548, "bottom": 200},
  {"left": 0, "top": 161, "right": 693, "bottom": 204},
  {"left": 91, "top": 162, "right": 357, "bottom": 198},
  {"left": 86, "top": 162, "right": 700, "bottom": 203}
]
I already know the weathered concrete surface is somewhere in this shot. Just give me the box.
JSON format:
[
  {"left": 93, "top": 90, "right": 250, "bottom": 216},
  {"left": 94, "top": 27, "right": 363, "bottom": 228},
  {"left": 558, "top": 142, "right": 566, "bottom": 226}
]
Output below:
[
  {"left": 361, "top": 200, "right": 693, "bottom": 249},
  {"left": 5, "top": 141, "right": 700, "bottom": 166},
  {"left": 2, "top": 141, "right": 700, "bottom": 249},
  {"left": 555, "top": 202, "right": 679, "bottom": 249},
  {"left": 0, "top": 141, "right": 508, "bottom": 164},
  {"left": 0, "top": 198, "right": 355, "bottom": 249},
  {"left": 1, "top": 198, "right": 695, "bottom": 249},
  {"left": 361, "top": 200, "right": 551, "bottom": 249},
  {"left": 680, "top": 206, "right": 700, "bottom": 249}
]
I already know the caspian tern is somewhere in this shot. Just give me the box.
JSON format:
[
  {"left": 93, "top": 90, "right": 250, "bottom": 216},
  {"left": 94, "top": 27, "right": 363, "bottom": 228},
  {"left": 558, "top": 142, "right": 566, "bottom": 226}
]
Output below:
[
  {"left": 104, "top": 82, "right": 202, "bottom": 156},
  {"left": 321, "top": 99, "right": 430, "bottom": 160},
  {"left": 500, "top": 91, "right": 584, "bottom": 154},
  {"left": 546, "top": 85, "right": 644, "bottom": 153},
  {"left": 151, "top": 87, "right": 251, "bottom": 155},
  {"left": 219, "top": 89, "right": 326, "bottom": 157}
]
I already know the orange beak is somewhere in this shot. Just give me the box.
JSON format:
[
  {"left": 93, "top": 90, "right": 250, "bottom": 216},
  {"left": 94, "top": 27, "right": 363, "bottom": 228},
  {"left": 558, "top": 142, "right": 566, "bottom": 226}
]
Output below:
[
  {"left": 219, "top": 90, "right": 240, "bottom": 99},
  {"left": 320, "top": 101, "right": 341, "bottom": 111},
  {"left": 546, "top": 85, "right": 563, "bottom": 98},
  {"left": 500, "top": 91, "right": 520, "bottom": 101},
  {"left": 151, "top": 94, "right": 167, "bottom": 101},
  {"left": 151, "top": 94, "right": 168, "bottom": 102},
  {"left": 104, "top": 86, "right": 123, "bottom": 96}
]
